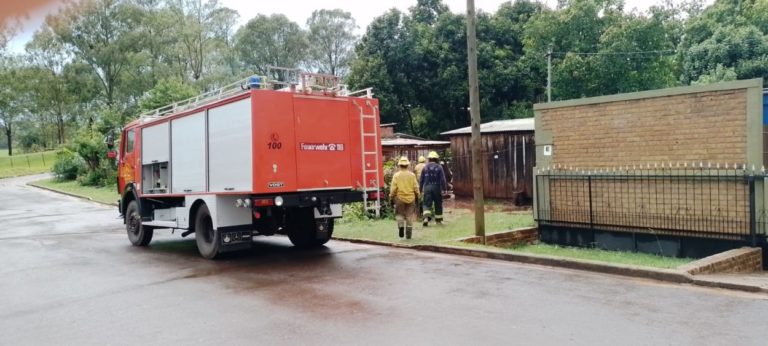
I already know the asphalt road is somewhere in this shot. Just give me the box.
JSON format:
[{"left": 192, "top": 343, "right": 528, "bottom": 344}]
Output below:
[{"left": 1, "top": 174, "right": 766, "bottom": 345}]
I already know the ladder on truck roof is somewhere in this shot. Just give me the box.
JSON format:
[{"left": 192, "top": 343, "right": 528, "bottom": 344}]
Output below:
[{"left": 353, "top": 98, "right": 382, "bottom": 217}]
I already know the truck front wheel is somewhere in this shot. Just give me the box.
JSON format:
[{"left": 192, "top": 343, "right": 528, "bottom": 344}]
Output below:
[
  {"left": 287, "top": 208, "right": 334, "bottom": 248},
  {"left": 126, "top": 200, "right": 153, "bottom": 246},
  {"left": 194, "top": 204, "right": 221, "bottom": 259}
]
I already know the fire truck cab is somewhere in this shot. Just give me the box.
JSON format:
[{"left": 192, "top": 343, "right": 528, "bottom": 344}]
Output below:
[{"left": 117, "top": 70, "right": 382, "bottom": 259}]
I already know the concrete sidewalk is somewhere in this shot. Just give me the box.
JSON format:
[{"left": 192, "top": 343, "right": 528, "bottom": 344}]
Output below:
[{"left": 693, "top": 273, "right": 768, "bottom": 292}]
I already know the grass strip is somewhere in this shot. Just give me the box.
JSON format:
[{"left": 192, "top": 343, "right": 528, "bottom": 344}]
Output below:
[{"left": 30, "top": 178, "right": 118, "bottom": 206}]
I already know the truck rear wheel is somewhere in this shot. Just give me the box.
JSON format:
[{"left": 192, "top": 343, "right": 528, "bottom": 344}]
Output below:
[
  {"left": 194, "top": 204, "right": 221, "bottom": 259},
  {"left": 287, "top": 208, "right": 334, "bottom": 248},
  {"left": 126, "top": 200, "right": 153, "bottom": 246}
]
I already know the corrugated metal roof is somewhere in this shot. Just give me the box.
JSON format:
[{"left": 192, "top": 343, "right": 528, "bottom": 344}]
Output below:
[
  {"left": 440, "top": 117, "right": 535, "bottom": 136},
  {"left": 381, "top": 138, "right": 450, "bottom": 147}
]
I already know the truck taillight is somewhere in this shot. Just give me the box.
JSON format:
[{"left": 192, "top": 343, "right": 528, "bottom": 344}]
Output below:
[{"left": 253, "top": 198, "right": 274, "bottom": 207}]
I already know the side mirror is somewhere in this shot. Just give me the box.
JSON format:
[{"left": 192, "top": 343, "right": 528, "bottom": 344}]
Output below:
[
  {"left": 107, "top": 151, "right": 117, "bottom": 159},
  {"left": 105, "top": 134, "right": 115, "bottom": 149}
]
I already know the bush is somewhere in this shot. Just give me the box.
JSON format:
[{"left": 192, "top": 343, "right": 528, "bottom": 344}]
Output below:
[
  {"left": 52, "top": 126, "right": 117, "bottom": 187},
  {"left": 52, "top": 149, "right": 85, "bottom": 181},
  {"left": 341, "top": 160, "right": 397, "bottom": 222}
]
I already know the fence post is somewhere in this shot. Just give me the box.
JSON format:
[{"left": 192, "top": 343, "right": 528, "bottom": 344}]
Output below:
[
  {"left": 588, "top": 175, "right": 594, "bottom": 230},
  {"left": 749, "top": 176, "right": 757, "bottom": 246},
  {"left": 26, "top": 156, "right": 30, "bottom": 168},
  {"left": 10, "top": 157, "right": 13, "bottom": 168},
  {"left": 534, "top": 175, "right": 540, "bottom": 222},
  {"left": 41, "top": 152, "right": 46, "bottom": 166}
]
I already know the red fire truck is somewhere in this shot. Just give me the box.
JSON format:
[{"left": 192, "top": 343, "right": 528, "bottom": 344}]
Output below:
[{"left": 115, "top": 69, "right": 382, "bottom": 259}]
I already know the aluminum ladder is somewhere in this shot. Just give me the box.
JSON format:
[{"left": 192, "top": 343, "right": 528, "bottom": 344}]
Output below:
[{"left": 354, "top": 98, "right": 381, "bottom": 217}]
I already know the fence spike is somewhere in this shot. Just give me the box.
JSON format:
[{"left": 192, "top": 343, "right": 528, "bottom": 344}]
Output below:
[
  {"left": 708, "top": 162, "right": 712, "bottom": 168},
  {"left": 717, "top": 163, "right": 721, "bottom": 169},
  {"left": 752, "top": 164, "right": 756, "bottom": 172},
  {"left": 762, "top": 165, "right": 765, "bottom": 173},
  {"left": 684, "top": 162, "right": 688, "bottom": 168}
]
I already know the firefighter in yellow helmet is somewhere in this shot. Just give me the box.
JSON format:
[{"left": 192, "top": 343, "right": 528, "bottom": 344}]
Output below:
[
  {"left": 415, "top": 156, "right": 427, "bottom": 184},
  {"left": 414, "top": 155, "right": 427, "bottom": 217},
  {"left": 419, "top": 151, "right": 447, "bottom": 226},
  {"left": 390, "top": 157, "right": 420, "bottom": 239}
]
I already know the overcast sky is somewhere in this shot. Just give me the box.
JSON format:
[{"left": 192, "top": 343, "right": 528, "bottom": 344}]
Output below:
[{"left": 6, "top": 0, "right": 712, "bottom": 53}]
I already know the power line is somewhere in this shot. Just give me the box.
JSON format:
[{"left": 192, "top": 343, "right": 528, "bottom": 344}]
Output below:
[{"left": 551, "top": 49, "right": 677, "bottom": 56}]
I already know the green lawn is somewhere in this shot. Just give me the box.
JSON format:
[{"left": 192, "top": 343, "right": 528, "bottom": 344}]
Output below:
[
  {"left": 30, "top": 178, "right": 119, "bottom": 205},
  {"left": 451, "top": 242, "right": 692, "bottom": 269},
  {"left": 335, "top": 210, "right": 535, "bottom": 245},
  {"left": 0, "top": 150, "right": 57, "bottom": 178},
  {"left": 335, "top": 210, "right": 691, "bottom": 269}
]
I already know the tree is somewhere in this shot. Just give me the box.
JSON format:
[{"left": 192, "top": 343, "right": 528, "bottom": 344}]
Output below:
[
  {"left": 26, "top": 25, "right": 77, "bottom": 145},
  {"left": 348, "top": 9, "right": 419, "bottom": 133},
  {"left": 234, "top": 14, "right": 307, "bottom": 75},
  {"left": 521, "top": 0, "right": 681, "bottom": 100},
  {"left": 167, "top": 0, "right": 239, "bottom": 81},
  {"left": 0, "top": 59, "right": 34, "bottom": 156},
  {"left": 139, "top": 78, "right": 199, "bottom": 111},
  {"left": 48, "top": 0, "right": 143, "bottom": 107},
  {"left": 306, "top": 9, "right": 357, "bottom": 76}
]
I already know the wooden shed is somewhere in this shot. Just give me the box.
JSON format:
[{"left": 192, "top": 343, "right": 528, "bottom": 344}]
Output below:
[
  {"left": 441, "top": 118, "right": 535, "bottom": 204},
  {"left": 381, "top": 133, "right": 450, "bottom": 163}
]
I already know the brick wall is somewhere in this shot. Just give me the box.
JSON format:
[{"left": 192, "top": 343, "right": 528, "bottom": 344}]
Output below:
[
  {"left": 678, "top": 247, "right": 763, "bottom": 275},
  {"left": 462, "top": 227, "right": 538, "bottom": 247},
  {"left": 537, "top": 90, "right": 748, "bottom": 168},
  {"left": 534, "top": 83, "right": 763, "bottom": 239}
]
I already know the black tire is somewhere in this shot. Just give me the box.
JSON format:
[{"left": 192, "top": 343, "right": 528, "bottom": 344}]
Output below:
[
  {"left": 125, "top": 200, "right": 153, "bottom": 246},
  {"left": 287, "top": 207, "right": 334, "bottom": 248},
  {"left": 194, "top": 204, "right": 221, "bottom": 259}
]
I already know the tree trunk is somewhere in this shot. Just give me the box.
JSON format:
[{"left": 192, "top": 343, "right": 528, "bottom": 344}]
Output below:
[
  {"left": 57, "top": 115, "right": 65, "bottom": 145},
  {"left": 5, "top": 127, "right": 12, "bottom": 156}
]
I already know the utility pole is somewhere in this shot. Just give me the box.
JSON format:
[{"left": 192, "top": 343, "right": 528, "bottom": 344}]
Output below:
[
  {"left": 547, "top": 46, "right": 552, "bottom": 102},
  {"left": 466, "top": 0, "right": 485, "bottom": 241}
]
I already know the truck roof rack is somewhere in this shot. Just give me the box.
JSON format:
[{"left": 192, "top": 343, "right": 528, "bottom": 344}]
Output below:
[{"left": 139, "top": 67, "right": 372, "bottom": 123}]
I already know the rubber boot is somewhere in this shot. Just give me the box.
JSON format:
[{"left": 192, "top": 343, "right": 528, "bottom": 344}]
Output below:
[
  {"left": 435, "top": 217, "right": 443, "bottom": 225},
  {"left": 398, "top": 226, "right": 405, "bottom": 238},
  {"left": 422, "top": 217, "right": 429, "bottom": 227},
  {"left": 405, "top": 227, "right": 412, "bottom": 239}
]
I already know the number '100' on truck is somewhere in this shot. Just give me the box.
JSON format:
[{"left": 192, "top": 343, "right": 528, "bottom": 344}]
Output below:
[{"left": 116, "top": 72, "right": 383, "bottom": 259}]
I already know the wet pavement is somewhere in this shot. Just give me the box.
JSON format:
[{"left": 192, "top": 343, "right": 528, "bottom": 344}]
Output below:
[{"left": 1, "top": 174, "right": 767, "bottom": 345}]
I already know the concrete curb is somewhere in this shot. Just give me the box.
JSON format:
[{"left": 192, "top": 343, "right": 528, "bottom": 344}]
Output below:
[
  {"left": 690, "top": 278, "right": 764, "bottom": 293},
  {"left": 333, "top": 237, "right": 767, "bottom": 294},
  {"left": 26, "top": 182, "right": 118, "bottom": 207}
]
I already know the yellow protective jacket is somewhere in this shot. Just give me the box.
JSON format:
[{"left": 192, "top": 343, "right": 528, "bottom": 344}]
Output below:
[
  {"left": 390, "top": 169, "right": 420, "bottom": 204},
  {"left": 414, "top": 163, "right": 426, "bottom": 183}
]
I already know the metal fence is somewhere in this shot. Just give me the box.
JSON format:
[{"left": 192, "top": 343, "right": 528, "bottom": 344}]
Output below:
[{"left": 535, "top": 166, "right": 768, "bottom": 245}]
